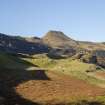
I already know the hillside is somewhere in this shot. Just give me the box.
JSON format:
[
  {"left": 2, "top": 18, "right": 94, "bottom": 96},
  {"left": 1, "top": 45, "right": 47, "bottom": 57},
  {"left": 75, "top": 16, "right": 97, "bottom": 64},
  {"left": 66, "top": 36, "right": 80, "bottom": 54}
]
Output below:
[
  {"left": 1, "top": 31, "right": 105, "bottom": 67},
  {"left": 1, "top": 31, "right": 105, "bottom": 104},
  {"left": 1, "top": 31, "right": 105, "bottom": 55},
  {"left": 78, "top": 41, "right": 105, "bottom": 51},
  {"left": 0, "top": 33, "right": 49, "bottom": 54},
  {"left": 42, "top": 31, "right": 78, "bottom": 48},
  {"left": 1, "top": 52, "right": 105, "bottom": 105},
  {"left": 42, "top": 31, "right": 105, "bottom": 51}
]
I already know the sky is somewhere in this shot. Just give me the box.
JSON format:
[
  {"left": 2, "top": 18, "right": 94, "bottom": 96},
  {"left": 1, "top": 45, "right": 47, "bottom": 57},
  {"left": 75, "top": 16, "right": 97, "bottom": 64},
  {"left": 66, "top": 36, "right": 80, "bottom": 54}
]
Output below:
[{"left": 0, "top": 0, "right": 105, "bottom": 42}]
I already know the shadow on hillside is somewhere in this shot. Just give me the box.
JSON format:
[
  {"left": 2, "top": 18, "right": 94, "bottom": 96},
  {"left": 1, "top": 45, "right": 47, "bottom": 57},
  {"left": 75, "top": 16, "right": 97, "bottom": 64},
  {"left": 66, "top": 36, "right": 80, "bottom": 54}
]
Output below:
[
  {"left": 0, "top": 54, "right": 104, "bottom": 105},
  {"left": 47, "top": 53, "right": 66, "bottom": 59},
  {"left": 10, "top": 53, "right": 34, "bottom": 58},
  {"left": 0, "top": 56, "right": 50, "bottom": 105}
]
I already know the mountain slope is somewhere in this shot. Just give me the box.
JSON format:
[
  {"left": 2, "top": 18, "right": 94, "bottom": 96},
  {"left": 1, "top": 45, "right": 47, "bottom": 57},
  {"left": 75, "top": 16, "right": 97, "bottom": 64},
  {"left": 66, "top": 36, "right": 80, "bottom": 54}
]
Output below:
[
  {"left": 1, "top": 31, "right": 105, "bottom": 55},
  {"left": 78, "top": 41, "right": 105, "bottom": 51},
  {"left": 42, "top": 31, "right": 78, "bottom": 48},
  {"left": 0, "top": 33, "right": 50, "bottom": 54}
]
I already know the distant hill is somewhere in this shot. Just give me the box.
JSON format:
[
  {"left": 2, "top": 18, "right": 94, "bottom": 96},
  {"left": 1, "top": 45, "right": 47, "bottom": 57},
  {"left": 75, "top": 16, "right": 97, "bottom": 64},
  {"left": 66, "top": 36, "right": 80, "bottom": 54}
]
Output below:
[
  {"left": 42, "top": 31, "right": 78, "bottom": 48},
  {"left": 42, "top": 30, "right": 105, "bottom": 51},
  {"left": 1, "top": 31, "right": 105, "bottom": 63},
  {"left": 0, "top": 33, "right": 50, "bottom": 54},
  {"left": 78, "top": 41, "right": 105, "bottom": 51},
  {"left": 1, "top": 31, "right": 105, "bottom": 54}
]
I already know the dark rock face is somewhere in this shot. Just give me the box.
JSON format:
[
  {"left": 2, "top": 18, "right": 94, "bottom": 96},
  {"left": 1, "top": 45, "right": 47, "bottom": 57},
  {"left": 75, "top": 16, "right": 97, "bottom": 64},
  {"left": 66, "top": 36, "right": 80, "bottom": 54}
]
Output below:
[
  {"left": 80, "top": 50, "right": 105, "bottom": 68},
  {"left": 93, "top": 50, "right": 105, "bottom": 67},
  {"left": 81, "top": 54, "right": 97, "bottom": 64},
  {"left": 97, "top": 57, "right": 105, "bottom": 67},
  {"left": 0, "top": 33, "right": 50, "bottom": 54},
  {"left": 47, "top": 47, "right": 76, "bottom": 59}
]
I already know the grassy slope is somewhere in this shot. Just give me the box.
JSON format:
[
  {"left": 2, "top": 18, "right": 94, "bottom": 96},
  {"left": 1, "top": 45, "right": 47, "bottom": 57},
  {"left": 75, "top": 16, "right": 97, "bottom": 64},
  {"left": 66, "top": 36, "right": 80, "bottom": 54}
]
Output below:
[
  {"left": 23, "top": 54, "right": 105, "bottom": 87},
  {"left": 22, "top": 54, "right": 105, "bottom": 103},
  {"left": 1, "top": 53, "right": 105, "bottom": 104}
]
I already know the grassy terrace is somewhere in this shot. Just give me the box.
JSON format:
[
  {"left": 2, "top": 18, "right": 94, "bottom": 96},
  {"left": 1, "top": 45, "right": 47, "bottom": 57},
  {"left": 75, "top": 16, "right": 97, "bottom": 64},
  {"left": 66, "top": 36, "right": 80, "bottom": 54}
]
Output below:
[{"left": 23, "top": 54, "right": 105, "bottom": 87}]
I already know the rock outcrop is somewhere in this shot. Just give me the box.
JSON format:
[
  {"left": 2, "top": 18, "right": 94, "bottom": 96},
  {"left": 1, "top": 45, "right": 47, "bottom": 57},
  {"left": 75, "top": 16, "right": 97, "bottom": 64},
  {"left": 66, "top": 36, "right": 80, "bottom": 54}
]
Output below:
[{"left": 93, "top": 50, "right": 105, "bottom": 67}]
